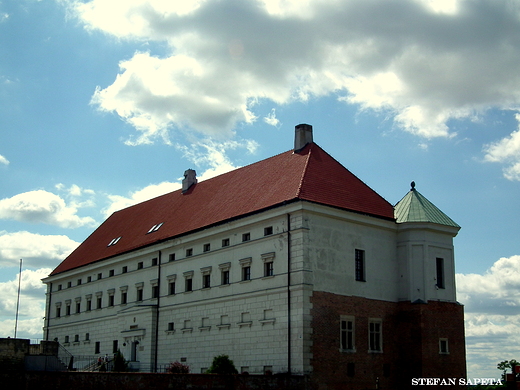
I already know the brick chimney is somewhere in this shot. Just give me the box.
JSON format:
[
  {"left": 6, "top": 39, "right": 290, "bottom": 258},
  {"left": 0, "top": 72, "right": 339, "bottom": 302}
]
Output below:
[
  {"left": 182, "top": 169, "right": 197, "bottom": 193},
  {"left": 294, "top": 123, "right": 313, "bottom": 152}
]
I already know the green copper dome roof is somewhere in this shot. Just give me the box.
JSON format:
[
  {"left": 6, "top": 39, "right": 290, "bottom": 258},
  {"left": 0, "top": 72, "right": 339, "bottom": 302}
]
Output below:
[{"left": 394, "top": 182, "right": 460, "bottom": 228}]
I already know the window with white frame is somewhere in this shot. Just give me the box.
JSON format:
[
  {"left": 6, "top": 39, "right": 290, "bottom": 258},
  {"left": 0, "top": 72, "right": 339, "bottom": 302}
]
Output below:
[
  {"left": 368, "top": 319, "right": 382, "bottom": 352},
  {"left": 240, "top": 257, "right": 252, "bottom": 281},
  {"left": 201, "top": 267, "right": 212, "bottom": 289},
  {"left": 167, "top": 274, "right": 177, "bottom": 295},
  {"left": 340, "top": 315, "right": 355, "bottom": 351},
  {"left": 219, "top": 262, "right": 231, "bottom": 285},
  {"left": 262, "top": 252, "right": 275, "bottom": 277},
  {"left": 184, "top": 271, "right": 194, "bottom": 292}
]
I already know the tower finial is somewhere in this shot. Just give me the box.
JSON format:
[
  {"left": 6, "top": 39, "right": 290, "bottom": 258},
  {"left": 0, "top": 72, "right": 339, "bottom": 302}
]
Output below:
[{"left": 411, "top": 181, "right": 416, "bottom": 191}]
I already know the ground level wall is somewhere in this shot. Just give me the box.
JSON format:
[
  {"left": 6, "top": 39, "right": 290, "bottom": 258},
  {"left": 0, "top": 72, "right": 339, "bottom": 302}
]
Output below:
[{"left": 2, "top": 371, "right": 312, "bottom": 390}]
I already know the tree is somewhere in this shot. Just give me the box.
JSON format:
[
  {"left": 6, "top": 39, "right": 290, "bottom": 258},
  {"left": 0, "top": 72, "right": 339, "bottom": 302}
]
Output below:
[
  {"left": 206, "top": 354, "right": 238, "bottom": 375},
  {"left": 497, "top": 359, "right": 518, "bottom": 381},
  {"left": 112, "top": 349, "right": 129, "bottom": 372}
]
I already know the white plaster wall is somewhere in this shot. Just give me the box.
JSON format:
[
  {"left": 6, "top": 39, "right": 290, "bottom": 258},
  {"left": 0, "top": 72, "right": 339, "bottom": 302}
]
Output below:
[{"left": 302, "top": 205, "right": 399, "bottom": 301}]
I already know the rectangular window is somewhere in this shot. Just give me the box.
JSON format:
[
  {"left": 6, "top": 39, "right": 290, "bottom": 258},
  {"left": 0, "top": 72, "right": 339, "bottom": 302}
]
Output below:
[
  {"left": 439, "top": 338, "right": 449, "bottom": 354},
  {"left": 186, "top": 248, "right": 193, "bottom": 257},
  {"left": 369, "top": 320, "right": 382, "bottom": 352},
  {"left": 355, "top": 249, "right": 365, "bottom": 282},
  {"left": 152, "top": 257, "right": 158, "bottom": 266},
  {"left": 97, "top": 273, "right": 102, "bottom": 280},
  {"left": 264, "top": 226, "right": 273, "bottom": 236},
  {"left": 152, "top": 285, "right": 159, "bottom": 298},
  {"left": 66, "top": 305, "right": 71, "bottom": 316},
  {"left": 168, "top": 322, "right": 175, "bottom": 331},
  {"left": 85, "top": 333, "right": 90, "bottom": 341},
  {"left": 137, "top": 289, "right": 143, "bottom": 302},
  {"left": 203, "top": 274, "right": 211, "bottom": 289},
  {"left": 169, "top": 253, "right": 176, "bottom": 262},
  {"left": 96, "top": 297, "right": 102, "bottom": 309},
  {"left": 203, "top": 243, "right": 210, "bottom": 252},
  {"left": 108, "top": 295, "right": 115, "bottom": 307},
  {"left": 95, "top": 342, "right": 100, "bottom": 354},
  {"left": 77, "top": 279, "right": 82, "bottom": 286},
  {"left": 67, "top": 281, "right": 72, "bottom": 288},
  {"left": 109, "top": 269, "right": 114, "bottom": 277},
  {"left": 87, "top": 276, "right": 92, "bottom": 283},
  {"left": 341, "top": 316, "right": 355, "bottom": 351},
  {"left": 122, "top": 266, "right": 128, "bottom": 274},
  {"left": 436, "top": 258, "right": 445, "bottom": 289},
  {"left": 64, "top": 336, "right": 69, "bottom": 344},
  {"left": 222, "top": 238, "right": 230, "bottom": 247},
  {"left": 76, "top": 302, "right": 81, "bottom": 313},
  {"left": 86, "top": 300, "right": 92, "bottom": 311},
  {"left": 185, "top": 278, "right": 193, "bottom": 292},
  {"left": 113, "top": 340, "right": 118, "bottom": 353},
  {"left": 264, "top": 262, "right": 274, "bottom": 277},
  {"left": 56, "top": 307, "right": 61, "bottom": 318},
  {"left": 57, "top": 284, "right": 62, "bottom": 291},
  {"left": 242, "top": 266, "right": 251, "bottom": 281},
  {"left": 221, "top": 270, "right": 230, "bottom": 285},
  {"left": 121, "top": 291, "right": 127, "bottom": 304},
  {"left": 242, "top": 233, "right": 250, "bottom": 242},
  {"left": 169, "top": 282, "right": 176, "bottom": 295},
  {"left": 137, "top": 262, "right": 143, "bottom": 270}
]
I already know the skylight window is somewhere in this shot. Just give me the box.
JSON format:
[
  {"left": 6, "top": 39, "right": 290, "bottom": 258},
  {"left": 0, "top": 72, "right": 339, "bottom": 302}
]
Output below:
[
  {"left": 147, "top": 222, "right": 164, "bottom": 233},
  {"left": 107, "top": 237, "right": 121, "bottom": 247}
]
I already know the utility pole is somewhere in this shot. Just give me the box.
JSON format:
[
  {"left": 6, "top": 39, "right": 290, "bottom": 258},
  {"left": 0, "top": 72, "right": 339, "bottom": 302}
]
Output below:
[{"left": 14, "top": 258, "right": 22, "bottom": 338}]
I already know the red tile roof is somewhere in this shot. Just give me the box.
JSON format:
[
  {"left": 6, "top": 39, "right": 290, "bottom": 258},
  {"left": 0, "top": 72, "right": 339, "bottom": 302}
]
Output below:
[{"left": 50, "top": 143, "right": 394, "bottom": 275}]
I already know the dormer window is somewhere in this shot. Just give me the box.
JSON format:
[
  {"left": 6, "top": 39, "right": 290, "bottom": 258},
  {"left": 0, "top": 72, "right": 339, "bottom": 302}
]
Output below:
[
  {"left": 108, "top": 236, "right": 121, "bottom": 247},
  {"left": 147, "top": 223, "right": 164, "bottom": 234}
]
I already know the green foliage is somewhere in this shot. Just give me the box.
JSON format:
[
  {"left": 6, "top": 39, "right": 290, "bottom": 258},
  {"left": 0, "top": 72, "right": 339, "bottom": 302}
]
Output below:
[
  {"left": 112, "top": 349, "right": 129, "bottom": 372},
  {"left": 206, "top": 354, "right": 238, "bottom": 375},
  {"left": 166, "top": 361, "right": 190, "bottom": 374},
  {"left": 497, "top": 359, "right": 518, "bottom": 381}
]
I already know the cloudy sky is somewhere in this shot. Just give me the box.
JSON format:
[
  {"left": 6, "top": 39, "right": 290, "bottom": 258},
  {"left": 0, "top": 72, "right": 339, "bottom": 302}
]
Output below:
[{"left": 1, "top": 0, "right": 520, "bottom": 379}]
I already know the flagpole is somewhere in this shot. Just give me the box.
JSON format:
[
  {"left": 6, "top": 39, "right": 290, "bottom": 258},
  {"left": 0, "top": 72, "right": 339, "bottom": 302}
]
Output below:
[{"left": 14, "top": 258, "right": 22, "bottom": 338}]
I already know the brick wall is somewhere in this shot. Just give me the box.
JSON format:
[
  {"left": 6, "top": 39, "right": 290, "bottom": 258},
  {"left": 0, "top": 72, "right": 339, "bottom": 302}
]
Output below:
[{"left": 310, "top": 292, "right": 466, "bottom": 390}]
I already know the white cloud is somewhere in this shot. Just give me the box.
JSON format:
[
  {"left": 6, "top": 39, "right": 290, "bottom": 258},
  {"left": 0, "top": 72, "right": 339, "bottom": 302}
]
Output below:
[
  {"left": 63, "top": 0, "right": 520, "bottom": 144},
  {"left": 104, "top": 181, "right": 181, "bottom": 217},
  {"left": 0, "top": 231, "right": 79, "bottom": 268},
  {"left": 0, "top": 190, "right": 96, "bottom": 228},
  {"left": 483, "top": 114, "right": 520, "bottom": 181},
  {"left": 103, "top": 138, "right": 257, "bottom": 215},
  {"left": 264, "top": 108, "right": 280, "bottom": 127},
  {"left": 0, "top": 154, "right": 9, "bottom": 165},
  {"left": 457, "top": 255, "right": 520, "bottom": 378},
  {"left": 0, "top": 268, "right": 51, "bottom": 339}
]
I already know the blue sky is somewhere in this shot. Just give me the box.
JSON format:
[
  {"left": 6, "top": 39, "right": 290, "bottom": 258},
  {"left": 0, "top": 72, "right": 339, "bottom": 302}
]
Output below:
[{"left": 1, "top": 0, "right": 520, "bottom": 379}]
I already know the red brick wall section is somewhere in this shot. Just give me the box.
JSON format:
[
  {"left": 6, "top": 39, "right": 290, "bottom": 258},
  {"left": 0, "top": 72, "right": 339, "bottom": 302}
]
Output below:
[{"left": 310, "top": 292, "right": 466, "bottom": 390}]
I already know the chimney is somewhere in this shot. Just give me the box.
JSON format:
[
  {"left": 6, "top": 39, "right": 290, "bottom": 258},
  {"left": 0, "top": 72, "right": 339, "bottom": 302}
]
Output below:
[
  {"left": 294, "top": 123, "right": 313, "bottom": 152},
  {"left": 182, "top": 169, "right": 197, "bottom": 193}
]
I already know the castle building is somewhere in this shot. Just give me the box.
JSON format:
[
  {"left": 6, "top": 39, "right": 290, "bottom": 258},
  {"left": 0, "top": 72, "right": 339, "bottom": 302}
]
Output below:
[{"left": 42, "top": 124, "right": 466, "bottom": 389}]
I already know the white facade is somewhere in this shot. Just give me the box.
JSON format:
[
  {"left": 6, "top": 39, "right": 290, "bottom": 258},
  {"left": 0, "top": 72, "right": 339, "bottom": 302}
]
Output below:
[{"left": 43, "top": 197, "right": 458, "bottom": 374}]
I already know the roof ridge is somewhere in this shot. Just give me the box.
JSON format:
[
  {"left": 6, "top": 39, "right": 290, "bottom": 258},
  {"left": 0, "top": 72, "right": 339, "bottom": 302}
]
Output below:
[{"left": 295, "top": 144, "right": 313, "bottom": 198}]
